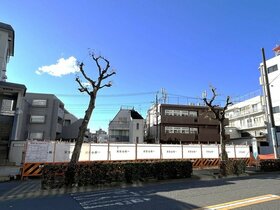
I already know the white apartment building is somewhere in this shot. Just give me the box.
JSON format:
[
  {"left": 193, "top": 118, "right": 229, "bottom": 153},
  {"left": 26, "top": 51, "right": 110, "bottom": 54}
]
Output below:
[
  {"left": 226, "top": 95, "right": 266, "bottom": 138},
  {"left": 259, "top": 46, "right": 280, "bottom": 155},
  {"left": 225, "top": 95, "right": 270, "bottom": 153},
  {"left": 109, "top": 108, "right": 144, "bottom": 143},
  {"left": 259, "top": 46, "right": 280, "bottom": 127}
]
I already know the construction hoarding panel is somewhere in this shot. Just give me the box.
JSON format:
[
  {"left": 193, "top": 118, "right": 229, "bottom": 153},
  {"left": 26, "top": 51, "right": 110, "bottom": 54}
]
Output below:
[{"left": 137, "top": 144, "right": 161, "bottom": 159}]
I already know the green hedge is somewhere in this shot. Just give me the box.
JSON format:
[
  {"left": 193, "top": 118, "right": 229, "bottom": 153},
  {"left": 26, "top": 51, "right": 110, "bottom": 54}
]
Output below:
[
  {"left": 220, "top": 160, "right": 246, "bottom": 176},
  {"left": 260, "top": 159, "right": 280, "bottom": 172},
  {"left": 41, "top": 160, "right": 192, "bottom": 189}
]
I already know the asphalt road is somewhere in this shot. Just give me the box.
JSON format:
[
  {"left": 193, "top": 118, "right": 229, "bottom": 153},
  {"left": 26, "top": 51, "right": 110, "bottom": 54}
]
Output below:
[{"left": 0, "top": 173, "right": 279, "bottom": 210}]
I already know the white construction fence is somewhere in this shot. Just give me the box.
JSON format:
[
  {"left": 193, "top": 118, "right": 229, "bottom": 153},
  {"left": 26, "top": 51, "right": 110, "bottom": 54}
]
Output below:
[{"left": 20, "top": 141, "right": 250, "bottom": 163}]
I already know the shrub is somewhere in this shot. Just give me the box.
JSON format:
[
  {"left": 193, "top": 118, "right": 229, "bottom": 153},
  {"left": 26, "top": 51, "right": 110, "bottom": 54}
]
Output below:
[
  {"left": 220, "top": 160, "right": 246, "bottom": 176},
  {"left": 41, "top": 164, "right": 67, "bottom": 189},
  {"left": 260, "top": 159, "right": 280, "bottom": 172},
  {"left": 42, "top": 160, "right": 193, "bottom": 189}
]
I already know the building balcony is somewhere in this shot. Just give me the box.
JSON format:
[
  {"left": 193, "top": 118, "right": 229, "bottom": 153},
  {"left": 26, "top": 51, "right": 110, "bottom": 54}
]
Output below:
[
  {"left": 228, "top": 108, "right": 264, "bottom": 120},
  {"left": 109, "top": 121, "right": 129, "bottom": 130},
  {"left": 109, "top": 135, "right": 129, "bottom": 142},
  {"left": 236, "top": 123, "right": 266, "bottom": 131},
  {"left": 0, "top": 110, "right": 15, "bottom": 116}
]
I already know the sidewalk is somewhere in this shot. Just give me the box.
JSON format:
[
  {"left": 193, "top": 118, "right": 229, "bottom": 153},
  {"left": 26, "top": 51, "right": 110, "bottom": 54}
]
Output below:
[{"left": 0, "top": 166, "right": 21, "bottom": 182}]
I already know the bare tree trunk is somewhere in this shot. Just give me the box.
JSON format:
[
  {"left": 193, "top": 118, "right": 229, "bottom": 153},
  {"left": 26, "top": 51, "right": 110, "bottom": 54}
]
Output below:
[
  {"left": 70, "top": 95, "right": 96, "bottom": 164},
  {"left": 220, "top": 121, "right": 228, "bottom": 161},
  {"left": 65, "top": 54, "right": 115, "bottom": 186}
]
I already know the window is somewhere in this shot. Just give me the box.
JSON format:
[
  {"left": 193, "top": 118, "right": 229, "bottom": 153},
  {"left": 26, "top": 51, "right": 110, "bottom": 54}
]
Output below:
[
  {"left": 189, "top": 111, "right": 198, "bottom": 117},
  {"left": 273, "top": 106, "right": 280, "bottom": 113},
  {"left": 64, "top": 119, "right": 71, "bottom": 126},
  {"left": 30, "top": 115, "right": 45, "bottom": 123},
  {"left": 267, "top": 64, "right": 278, "bottom": 73},
  {"left": 190, "top": 127, "right": 198, "bottom": 134},
  {"left": 136, "top": 137, "right": 139, "bottom": 143},
  {"left": 32, "top": 99, "right": 47, "bottom": 107},
  {"left": 165, "top": 110, "right": 173, "bottom": 116},
  {"left": 181, "top": 127, "right": 190, "bottom": 134},
  {"left": 136, "top": 123, "right": 139, "bottom": 130},
  {"left": 29, "top": 132, "right": 43, "bottom": 140},
  {"left": 247, "top": 118, "right": 252, "bottom": 127},
  {"left": 252, "top": 104, "right": 258, "bottom": 112},
  {"left": 1, "top": 99, "right": 14, "bottom": 112},
  {"left": 165, "top": 126, "right": 174, "bottom": 133},
  {"left": 165, "top": 109, "right": 198, "bottom": 117},
  {"left": 181, "top": 110, "right": 189, "bottom": 116},
  {"left": 165, "top": 126, "right": 195, "bottom": 134}
]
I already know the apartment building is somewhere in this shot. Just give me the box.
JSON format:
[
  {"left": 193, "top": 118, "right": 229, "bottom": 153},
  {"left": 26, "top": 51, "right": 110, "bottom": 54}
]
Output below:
[
  {"left": 226, "top": 95, "right": 267, "bottom": 138},
  {"left": 0, "top": 22, "right": 14, "bottom": 82},
  {"left": 146, "top": 103, "right": 229, "bottom": 144},
  {"left": 259, "top": 46, "right": 280, "bottom": 127},
  {"left": 225, "top": 95, "right": 271, "bottom": 153},
  {"left": 109, "top": 108, "right": 144, "bottom": 143},
  {"left": 18, "top": 93, "right": 66, "bottom": 140}
]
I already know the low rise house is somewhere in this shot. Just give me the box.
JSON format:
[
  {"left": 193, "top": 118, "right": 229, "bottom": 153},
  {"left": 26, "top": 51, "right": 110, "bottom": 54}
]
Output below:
[{"left": 109, "top": 108, "right": 144, "bottom": 143}]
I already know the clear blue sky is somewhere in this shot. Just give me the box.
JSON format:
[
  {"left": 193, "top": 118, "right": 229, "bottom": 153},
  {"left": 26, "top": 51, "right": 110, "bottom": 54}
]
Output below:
[{"left": 1, "top": 0, "right": 280, "bottom": 132}]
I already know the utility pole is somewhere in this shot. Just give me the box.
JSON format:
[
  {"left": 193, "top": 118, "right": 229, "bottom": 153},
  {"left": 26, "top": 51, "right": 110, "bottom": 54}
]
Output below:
[
  {"left": 261, "top": 48, "right": 278, "bottom": 159},
  {"left": 155, "top": 93, "right": 159, "bottom": 143}
]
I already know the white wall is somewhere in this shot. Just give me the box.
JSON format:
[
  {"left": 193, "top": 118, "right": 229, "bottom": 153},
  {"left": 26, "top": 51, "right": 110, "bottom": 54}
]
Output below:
[
  {"left": 129, "top": 119, "right": 144, "bottom": 143},
  {"left": 9, "top": 141, "right": 26, "bottom": 165}
]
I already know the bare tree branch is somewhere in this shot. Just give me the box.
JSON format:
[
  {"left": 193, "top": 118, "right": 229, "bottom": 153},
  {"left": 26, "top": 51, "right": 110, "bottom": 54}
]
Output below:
[
  {"left": 79, "top": 62, "right": 96, "bottom": 87},
  {"left": 99, "top": 81, "right": 112, "bottom": 89},
  {"left": 203, "top": 86, "right": 232, "bottom": 161},
  {"left": 102, "top": 71, "right": 116, "bottom": 80},
  {"left": 75, "top": 77, "right": 90, "bottom": 95}
]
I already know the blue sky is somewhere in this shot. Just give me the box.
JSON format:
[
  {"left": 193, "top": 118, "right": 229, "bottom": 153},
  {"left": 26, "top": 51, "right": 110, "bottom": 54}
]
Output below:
[{"left": 1, "top": 0, "right": 280, "bottom": 132}]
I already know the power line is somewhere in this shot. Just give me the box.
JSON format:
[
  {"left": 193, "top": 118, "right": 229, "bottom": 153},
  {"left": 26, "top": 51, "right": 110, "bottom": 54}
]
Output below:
[{"left": 56, "top": 91, "right": 157, "bottom": 98}]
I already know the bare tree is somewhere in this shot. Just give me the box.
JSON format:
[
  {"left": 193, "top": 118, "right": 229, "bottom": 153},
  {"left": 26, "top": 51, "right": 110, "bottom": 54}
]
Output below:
[
  {"left": 70, "top": 53, "right": 115, "bottom": 164},
  {"left": 203, "top": 87, "right": 232, "bottom": 161}
]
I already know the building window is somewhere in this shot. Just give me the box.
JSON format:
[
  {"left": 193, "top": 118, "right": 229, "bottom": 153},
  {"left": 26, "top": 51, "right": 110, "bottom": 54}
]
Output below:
[
  {"left": 247, "top": 118, "right": 252, "bottom": 128},
  {"left": 165, "top": 126, "right": 198, "bottom": 134},
  {"left": 136, "top": 137, "right": 139, "bottom": 143},
  {"left": 30, "top": 115, "right": 45, "bottom": 123},
  {"left": 267, "top": 64, "right": 278, "bottom": 73},
  {"left": 189, "top": 111, "right": 198, "bottom": 117},
  {"left": 136, "top": 123, "right": 139, "bottom": 130},
  {"left": 32, "top": 99, "right": 47, "bottom": 107},
  {"left": 190, "top": 127, "right": 198, "bottom": 134},
  {"left": 164, "top": 109, "right": 197, "bottom": 117},
  {"left": 252, "top": 104, "right": 258, "bottom": 112},
  {"left": 1, "top": 99, "right": 14, "bottom": 112},
  {"left": 273, "top": 106, "right": 280, "bottom": 113},
  {"left": 29, "top": 132, "right": 43, "bottom": 140},
  {"left": 64, "top": 119, "right": 71, "bottom": 126}
]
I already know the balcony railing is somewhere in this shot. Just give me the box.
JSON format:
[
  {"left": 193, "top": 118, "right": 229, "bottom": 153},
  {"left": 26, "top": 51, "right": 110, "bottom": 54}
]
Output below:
[
  {"left": 236, "top": 122, "right": 266, "bottom": 130},
  {"left": 0, "top": 110, "right": 15, "bottom": 116},
  {"left": 228, "top": 108, "right": 264, "bottom": 119},
  {"left": 109, "top": 121, "right": 129, "bottom": 130}
]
